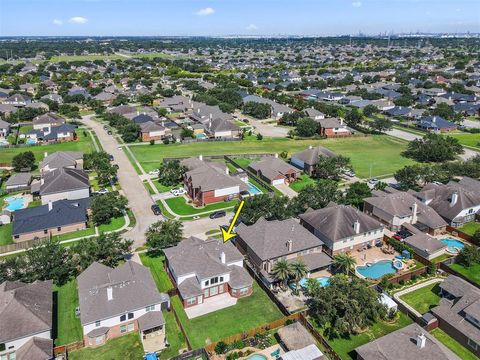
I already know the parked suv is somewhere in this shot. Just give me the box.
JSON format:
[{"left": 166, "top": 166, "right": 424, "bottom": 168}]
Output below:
[
  {"left": 209, "top": 210, "right": 226, "bottom": 219},
  {"left": 151, "top": 204, "right": 162, "bottom": 216}
]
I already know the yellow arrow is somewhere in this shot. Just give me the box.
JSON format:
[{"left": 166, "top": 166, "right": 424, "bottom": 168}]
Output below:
[{"left": 221, "top": 200, "right": 245, "bottom": 243}]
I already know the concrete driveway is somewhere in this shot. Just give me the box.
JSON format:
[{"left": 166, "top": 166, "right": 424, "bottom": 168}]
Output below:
[
  {"left": 274, "top": 183, "right": 298, "bottom": 199},
  {"left": 233, "top": 111, "right": 289, "bottom": 138}
]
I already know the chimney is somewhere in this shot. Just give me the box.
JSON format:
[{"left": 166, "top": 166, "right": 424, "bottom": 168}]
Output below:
[
  {"left": 432, "top": 116, "right": 436, "bottom": 123},
  {"left": 107, "top": 286, "right": 113, "bottom": 301},
  {"left": 286, "top": 239, "right": 293, "bottom": 252},
  {"left": 220, "top": 251, "right": 226, "bottom": 264},
  {"left": 412, "top": 202, "right": 418, "bottom": 224},
  {"left": 199, "top": 154, "right": 203, "bottom": 161},
  {"left": 416, "top": 333, "right": 426, "bottom": 349},
  {"left": 353, "top": 220, "right": 360, "bottom": 234},
  {"left": 48, "top": 201, "right": 53, "bottom": 211},
  {"left": 44, "top": 151, "right": 48, "bottom": 158},
  {"left": 450, "top": 192, "right": 458, "bottom": 206},
  {"left": 340, "top": 118, "right": 344, "bottom": 125},
  {"left": 137, "top": 111, "right": 139, "bottom": 115}
]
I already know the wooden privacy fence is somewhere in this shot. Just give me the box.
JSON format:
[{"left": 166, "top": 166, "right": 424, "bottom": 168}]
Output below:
[
  {"left": 446, "top": 225, "right": 475, "bottom": 244},
  {"left": 0, "top": 238, "right": 40, "bottom": 254},
  {"left": 53, "top": 340, "right": 84, "bottom": 355},
  {"left": 386, "top": 266, "right": 428, "bottom": 285}
]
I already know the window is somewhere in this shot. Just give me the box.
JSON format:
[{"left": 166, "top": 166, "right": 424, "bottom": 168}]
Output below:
[
  {"left": 210, "top": 277, "right": 219, "bottom": 285},
  {"left": 127, "top": 323, "right": 134, "bottom": 332},
  {"left": 468, "top": 338, "right": 478, "bottom": 350},
  {"left": 145, "top": 305, "right": 155, "bottom": 312},
  {"left": 9, "top": 353, "right": 16, "bottom": 360},
  {"left": 128, "top": 312, "right": 134, "bottom": 320},
  {"left": 0, "top": 343, "right": 5, "bottom": 352},
  {"left": 14, "top": 235, "right": 19, "bottom": 240},
  {"left": 0, "top": 354, "right": 7, "bottom": 360},
  {"left": 95, "top": 320, "right": 101, "bottom": 327},
  {"left": 120, "top": 325, "right": 127, "bottom": 333},
  {"left": 95, "top": 336, "right": 104, "bottom": 345},
  {"left": 219, "top": 276, "right": 224, "bottom": 282},
  {"left": 187, "top": 297, "right": 196, "bottom": 305},
  {"left": 240, "top": 287, "right": 249, "bottom": 296},
  {"left": 44, "top": 229, "right": 48, "bottom": 234},
  {"left": 205, "top": 280, "right": 209, "bottom": 286},
  {"left": 120, "top": 314, "right": 126, "bottom": 322}
]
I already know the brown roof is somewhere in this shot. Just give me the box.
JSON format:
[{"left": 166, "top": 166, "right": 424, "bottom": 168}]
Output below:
[
  {"left": 249, "top": 157, "right": 299, "bottom": 181},
  {"left": 291, "top": 146, "right": 336, "bottom": 166},
  {"left": 277, "top": 322, "right": 317, "bottom": 350},
  {"left": 15, "top": 337, "right": 53, "bottom": 360}
]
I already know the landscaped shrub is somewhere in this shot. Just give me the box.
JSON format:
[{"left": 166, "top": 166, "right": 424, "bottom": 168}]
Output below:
[
  {"left": 231, "top": 339, "right": 245, "bottom": 350},
  {"left": 215, "top": 341, "right": 228, "bottom": 354},
  {"left": 387, "top": 238, "right": 413, "bottom": 257}
]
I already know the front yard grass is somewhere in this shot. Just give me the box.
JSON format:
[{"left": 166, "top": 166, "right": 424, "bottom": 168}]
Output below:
[
  {"left": 97, "top": 214, "right": 126, "bottom": 232},
  {"left": 139, "top": 253, "right": 174, "bottom": 292},
  {"left": 458, "top": 221, "right": 480, "bottom": 236},
  {"left": 68, "top": 332, "right": 144, "bottom": 360},
  {"left": 52, "top": 226, "right": 96, "bottom": 242},
  {"left": 289, "top": 174, "right": 316, "bottom": 192},
  {"left": 0, "top": 223, "right": 13, "bottom": 245},
  {"left": 447, "top": 133, "right": 480, "bottom": 150},
  {"left": 431, "top": 328, "right": 478, "bottom": 360},
  {"left": 399, "top": 283, "right": 441, "bottom": 314},
  {"left": 129, "top": 135, "right": 414, "bottom": 179},
  {"left": 171, "top": 281, "right": 283, "bottom": 349},
  {"left": 449, "top": 262, "right": 480, "bottom": 286},
  {"left": 165, "top": 197, "right": 237, "bottom": 216},
  {"left": 54, "top": 280, "right": 83, "bottom": 346},
  {"left": 317, "top": 312, "right": 412, "bottom": 360}
]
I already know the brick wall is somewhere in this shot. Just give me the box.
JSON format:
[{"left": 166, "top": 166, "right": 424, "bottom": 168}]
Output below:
[{"left": 14, "top": 221, "right": 87, "bottom": 242}]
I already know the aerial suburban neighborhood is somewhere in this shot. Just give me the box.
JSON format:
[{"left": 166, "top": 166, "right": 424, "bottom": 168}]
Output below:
[{"left": 1, "top": 1, "right": 480, "bottom": 360}]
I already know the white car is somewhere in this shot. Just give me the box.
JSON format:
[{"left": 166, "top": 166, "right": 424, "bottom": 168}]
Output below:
[
  {"left": 170, "top": 188, "right": 186, "bottom": 196},
  {"left": 368, "top": 178, "right": 379, "bottom": 185},
  {"left": 97, "top": 188, "right": 109, "bottom": 195},
  {"left": 149, "top": 169, "right": 160, "bottom": 176}
]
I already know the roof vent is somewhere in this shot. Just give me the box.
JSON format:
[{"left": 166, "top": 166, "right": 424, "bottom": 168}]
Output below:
[
  {"left": 416, "top": 333, "right": 426, "bottom": 349},
  {"left": 107, "top": 286, "right": 113, "bottom": 301}
]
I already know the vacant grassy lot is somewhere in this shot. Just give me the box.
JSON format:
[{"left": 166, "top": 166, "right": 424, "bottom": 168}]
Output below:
[
  {"left": 399, "top": 282, "right": 441, "bottom": 314},
  {"left": 317, "top": 313, "right": 412, "bottom": 360},
  {"left": 165, "top": 197, "right": 237, "bottom": 216},
  {"left": 139, "top": 253, "right": 174, "bottom": 292},
  {"left": 450, "top": 262, "right": 480, "bottom": 286},
  {"left": 0, "top": 131, "right": 95, "bottom": 166},
  {"left": 172, "top": 281, "right": 283, "bottom": 349},
  {"left": 458, "top": 221, "right": 480, "bottom": 236},
  {"left": 431, "top": 328, "right": 478, "bottom": 360},
  {"left": 447, "top": 133, "right": 480, "bottom": 149},
  {"left": 54, "top": 280, "right": 83, "bottom": 346},
  {"left": 69, "top": 333, "right": 144, "bottom": 360},
  {"left": 129, "top": 135, "right": 414, "bottom": 179}
]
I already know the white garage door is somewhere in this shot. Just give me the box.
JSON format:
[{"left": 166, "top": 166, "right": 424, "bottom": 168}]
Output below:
[{"left": 272, "top": 178, "right": 285, "bottom": 185}]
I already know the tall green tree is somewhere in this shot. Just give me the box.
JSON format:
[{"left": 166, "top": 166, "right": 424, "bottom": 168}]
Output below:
[
  {"left": 158, "top": 160, "right": 186, "bottom": 186},
  {"left": 12, "top": 151, "right": 35, "bottom": 171},
  {"left": 290, "top": 179, "right": 341, "bottom": 214},
  {"left": 272, "top": 259, "right": 291, "bottom": 290},
  {"left": 342, "top": 182, "right": 372, "bottom": 209},
  {"left": 290, "top": 260, "right": 308, "bottom": 294},
  {"left": 332, "top": 253, "right": 356, "bottom": 275},
  {"left": 91, "top": 192, "right": 128, "bottom": 225},
  {"left": 313, "top": 155, "right": 351, "bottom": 181},
  {"left": 146, "top": 219, "right": 184, "bottom": 255}
]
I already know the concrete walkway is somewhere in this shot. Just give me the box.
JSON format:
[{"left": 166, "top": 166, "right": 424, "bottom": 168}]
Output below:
[
  {"left": 393, "top": 278, "right": 445, "bottom": 318},
  {"left": 274, "top": 183, "right": 298, "bottom": 199}
]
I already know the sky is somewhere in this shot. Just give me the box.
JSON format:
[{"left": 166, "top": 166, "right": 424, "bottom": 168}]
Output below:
[{"left": 0, "top": 0, "right": 479, "bottom": 37}]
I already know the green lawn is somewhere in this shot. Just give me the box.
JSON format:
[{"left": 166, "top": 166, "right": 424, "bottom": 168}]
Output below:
[
  {"left": 139, "top": 253, "right": 174, "bottom": 292},
  {"left": 172, "top": 281, "right": 283, "bottom": 349},
  {"left": 458, "top": 221, "right": 480, "bottom": 236},
  {"left": 289, "top": 174, "right": 316, "bottom": 192},
  {"left": 431, "top": 328, "right": 478, "bottom": 360},
  {"left": 399, "top": 283, "right": 441, "bottom": 314},
  {"left": 165, "top": 197, "right": 237, "bottom": 216},
  {"left": 68, "top": 333, "right": 144, "bottom": 360},
  {"left": 450, "top": 262, "right": 480, "bottom": 286},
  {"left": 152, "top": 180, "right": 177, "bottom": 193},
  {"left": 52, "top": 227, "right": 96, "bottom": 242},
  {"left": 159, "top": 310, "right": 187, "bottom": 359},
  {"left": 318, "top": 313, "right": 412, "bottom": 360},
  {"left": 98, "top": 215, "right": 126, "bottom": 232},
  {"left": 0, "top": 223, "right": 13, "bottom": 245},
  {"left": 234, "top": 157, "right": 256, "bottom": 168},
  {"left": 54, "top": 280, "right": 83, "bottom": 346},
  {"left": 129, "top": 135, "right": 414, "bottom": 179},
  {"left": 28, "top": 199, "right": 42, "bottom": 208},
  {"left": 431, "top": 253, "right": 453, "bottom": 264},
  {"left": 447, "top": 133, "right": 480, "bottom": 150},
  {"left": 0, "top": 131, "right": 95, "bottom": 166}
]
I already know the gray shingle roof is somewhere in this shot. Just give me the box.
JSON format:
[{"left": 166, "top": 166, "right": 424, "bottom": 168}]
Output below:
[
  {"left": 137, "top": 311, "right": 165, "bottom": 331},
  {"left": 249, "top": 157, "right": 299, "bottom": 181},
  {"left": 77, "top": 261, "right": 169, "bottom": 325},
  {"left": 5, "top": 172, "right": 32, "bottom": 187},
  {"left": 291, "top": 146, "right": 336, "bottom": 166},
  {"left": 40, "top": 167, "right": 89, "bottom": 196},
  {"left": 15, "top": 337, "right": 53, "bottom": 360},
  {"left": 33, "top": 112, "right": 65, "bottom": 126},
  {"left": 404, "top": 233, "right": 446, "bottom": 256},
  {"left": 39, "top": 151, "right": 83, "bottom": 170},
  {"left": 0, "top": 280, "right": 53, "bottom": 343}
]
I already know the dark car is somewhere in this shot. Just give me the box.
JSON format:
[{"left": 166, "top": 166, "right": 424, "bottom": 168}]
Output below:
[
  {"left": 112, "top": 164, "right": 119, "bottom": 170},
  {"left": 108, "top": 154, "right": 114, "bottom": 161},
  {"left": 103, "top": 125, "right": 108, "bottom": 130},
  {"left": 151, "top": 204, "right": 162, "bottom": 216},
  {"left": 209, "top": 210, "right": 226, "bottom": 219},
  {"left": 107, "top": 130, "right": 113, "bottom": 135}
]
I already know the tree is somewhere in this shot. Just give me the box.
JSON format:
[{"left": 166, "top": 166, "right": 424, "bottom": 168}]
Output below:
[
  {"left": 295, "top": 117, "right": 318, "bottom": 137},
  {"left": 332, "top": 253, "right": 356, "bottom": 275},
  {"left": 271, "top": 259, "right": 291, "bottom": 290},
  {"left": 345, "top": 108, "right": 363, "bottom": 127},
  {"left": 111, "top": 94, "right": 129, "bottom": 106},
  {"left": 84, "top": 151, "right": 117, "bottom": 186},
  {"left": 146, "top": 219, "right": 183, "bottom": 255},
  {"left": 242, "top": 102, "right": 271, "bottom": 119},
  {"left": 290, "top": 261, "right": 308, "bottom": 295},
  {"left": 404, "top": 133, "right": 464, "bottom": 162},
  {"left": 371, "top": 117, "right": 393, "bottom": 133},
  {"left": 313, "top": 155, "right": 351, "bottom": 181},
  {"left": 91, "top": 192, "right": 128, "bottom": 225},
  {"left": 120, "top": 123, "right": 140, "bottom": 143},
  {"left": 290, "top": 180, "right": 341, "bottom": 214},
  {"left": 457, "top": 245, "right": 480, "bottom": 267},
  {"left": 362, "top": 104, "right": 378, "bottom": 117},
  {"left": 342, "top": 182, "right": 372, "bottom": 209},
  {"left": 12, "top": 151, "right": 35, "bottom": 171},
  {"left": 137, "top": 93, "right": 154, "bottom": 106},
  {"left": 25, "top": 239, "right": 71, "bottom": 285},
  {"left": 158, "top": 160, "right": 186, "bottom": 186},
  {"left": 236, "top": 194, "right": 292, "bottom": 225},
  {"left": 181, "top": 128, "right": 194, "bottom": 139}
]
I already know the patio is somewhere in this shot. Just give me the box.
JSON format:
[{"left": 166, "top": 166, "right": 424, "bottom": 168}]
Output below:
[
  {"left": 351, "top": 246, "right": 399, "bottom": 267},
  {"left": 184, "top": 293, "right": 237, "bottom": 319}
]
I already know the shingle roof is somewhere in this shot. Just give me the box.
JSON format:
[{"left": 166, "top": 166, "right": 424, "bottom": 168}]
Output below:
[
  {"left": 236, "top": 218, "right": 323, "bottom": 261},
  {"left": 77, "top": 261, "right": 169, "bottom": 325},
  {"left": 40, "top": 167, "right": 89, "bottom": 195},
  {"left": 291, "top": 146, "right": 336, "bottom": 166},
  {"left": 39, "top": 151, "right": 83, "bottom": 170},
  {"left": 15, "top": 337, "right": 53, "bottom": 360},
  {"left": 0, "top": 280, "right": 53, "bottom": 343},
  {"left": 33, "top": 112, "right": 65, "bottom": 126},
  {"left": 404, "top": 233, "right": 446, "bottom": 256},
  {"left": 137, "top": 311, "right": 165, "bottom": 331},
  {"left": 5, "top": 172, "right": 32, "bottom": 187},
  {"left": 249, "top": 157, "right": 299, "bottom": 181}
]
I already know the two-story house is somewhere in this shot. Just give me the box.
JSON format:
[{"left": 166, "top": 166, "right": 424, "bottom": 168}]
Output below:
[
  {"left": 39, "top": 167, "right": 90, "bottom": 205},
  {"left": 299, "top": 203, "right": 384, "bottom": 255},
  {"left": 77, "top": 261, "right": 170, "bottom": 349},
  {"left": 235, "top": 217, "right": 332, "bottom": 288},
  {"left": 163, "top": 237, "right": 253, "bottom": 314},
  {"left": 290, "top": 146, "right": 337, "bottom": 176},
  {"left": 39, "top": 151, "right": 84, "bottom": 173}
]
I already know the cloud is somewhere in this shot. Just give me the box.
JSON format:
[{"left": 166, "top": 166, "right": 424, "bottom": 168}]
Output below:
[
  {"left": 52, "top": 19, "right": 63, "bottom": 26},
  {"left": 352, "top": 1, "right": 362, "bottom": 7},
  {"left": 246, "top": 24, "right": 258, "bottom": 31},
  {"left": 194, "top": 7, "right": 215, "bottom": 16},
  {"left": 68, "top": 16, "right": 88, "bottom": 24}
]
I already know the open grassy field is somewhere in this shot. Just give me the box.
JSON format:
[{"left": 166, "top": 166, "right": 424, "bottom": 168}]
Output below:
[
  {"left": 431, "top": 328, "right": 478, "bottom": 360},
  {"left": 54, "top": 280, "right": 83, "bottom": 346},
  {"left": 69, "top": 332, "right": 144, "bottom": 360},
  {"left": 171, "top": 281, "right": 283, "bottom": 349},
  {"left": 0, "top": 130, "right": 95, "bottom": 166},
  {"left": 447, "top": 132, "right": 480, "bottom": 149},
  {"left": 399, "top": 282, "right": 441, "bottom": 314},
  {"left": 129, "top": 135, "right": 414, "bottom": 179},
  {"left": 165, "top": 197, "right": 237, "bottom": 216}
]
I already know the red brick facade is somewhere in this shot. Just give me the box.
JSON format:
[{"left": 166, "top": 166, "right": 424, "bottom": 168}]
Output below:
[
  {"left": 84, "top": 320, "right": 139, "bottom": 348},
  {"left": 181, "top": 282, "right": 253, "bottom": 308},
  {"left": 320, "top": 127, "right": 352, "bottom": 138}
]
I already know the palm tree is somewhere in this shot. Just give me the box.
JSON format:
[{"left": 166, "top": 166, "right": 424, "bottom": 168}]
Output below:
[
  {"left": 272, "top": 259, "right": 291, "bottom": 290},
  {"left": 290, "top": 260, "right": 309, "bottom": 294},
  {"left": 333, "top": 253, "right": 356, "bottom": 275}
]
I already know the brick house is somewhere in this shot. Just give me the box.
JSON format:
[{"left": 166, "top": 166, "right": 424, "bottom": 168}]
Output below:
[
  {"left": 249, "top": 156, "right": 300, "bottom": 185},
  {"left": 290, "top": 146, "right": 337, "bottom": 176},
  {"left": 163, "top": 237, "right": 253, "bottom": 309},
  {"left": 316, "top": 117, "right": 352, "bottom": 138},
  {"left": 139, "top": 121, "right": 171, "bottom": 142}
]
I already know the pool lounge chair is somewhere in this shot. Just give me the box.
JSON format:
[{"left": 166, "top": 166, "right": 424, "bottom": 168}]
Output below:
[{"left": 271, "top": 348, "right": 280, "bottom": 358}]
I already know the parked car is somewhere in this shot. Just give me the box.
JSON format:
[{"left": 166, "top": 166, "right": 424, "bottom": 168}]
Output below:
[
  {"left": 209, "top": 210, "right": 226, "bottom": 219},
  {"left": 113, "top": 164, "right": 119, "bottom": 170},
  {"left": 149, "top": 169, "right": 160, "bottom": 176},
  {"left": 108, "top": 154, "right": 114, "bottom": 161},
  {"left": 344, "top": 170, "right": 355, "bottom": 177},
  {"left": 392, "top": 235, "right": 402, "bottom": 240},
  {"left": 107, "top": 130, "right": 113, "bottom": 135},
  {"left": 75, "top": 307, "right": 81, "bottom": 317},
  {"left": 103, "top": 125, "right": 108, "bottom": 130},
  {"left": 151, "top": 204, "right": 162, "bottom": 216},
  {"left": 97, "top": 188, "right": 109, "bottom": 195},
  {"left": 368, "top": 178, "right": 379, "bottom": 185},
  {"left": 170, "top": 188, "right": 186, "bottom": 196}
]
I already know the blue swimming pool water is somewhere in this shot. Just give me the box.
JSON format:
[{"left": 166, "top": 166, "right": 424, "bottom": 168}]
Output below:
[
  {"left": 357, "top": 260, "right": 397, "bottom": 280},
  {"left": 247, "top": 181, "right": 262, "bottom": 195},
  {"left": 195, "top": 133, "right": 207, "bottom": 139},
  {"left": 441, "top": 238, "right": 465, "bottom": 251},
  {"left": 26, "top": 138, "right": 37, "bottom": 145},
  {"left": 290, "top": 277, "right": 330, "bottom": 290},
  {"left": 4, "top": 196, "right": 26, "bottom": 211},
  {"left": 247, "top": 355, "right": 267, "bottom": 360}
]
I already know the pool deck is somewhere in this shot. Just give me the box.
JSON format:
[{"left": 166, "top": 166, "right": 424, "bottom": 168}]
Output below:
[{"left": 351, "top": 246, "right": 399, "bottom": 267}]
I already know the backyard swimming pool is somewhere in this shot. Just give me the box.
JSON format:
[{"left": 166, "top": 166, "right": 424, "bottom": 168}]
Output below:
[
  {"left": 4, "top": 196, "right": 27, "bottom": 212},
  {"left": 356, "top": 260, "right": 397, "bottom": 280},
  {"left": 246, "top": 354, "right": 267, "bottom": 360},
  {"left": 290, "top": 276, "right": 330, "bottom": 290},
  {"left": 195, "top": 133, "right": 207, "bottom": 139},
  {"left": 247, "top": 181, "right": 262, "bottom": 195},
  {"left": 26, "top": 138, "right": 37, "bottom": 145},
  {"left": 441, "top": 238, "right": 465, "bottom": 253}
]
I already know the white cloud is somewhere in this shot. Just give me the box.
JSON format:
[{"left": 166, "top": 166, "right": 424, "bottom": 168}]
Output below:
[
  {"left": 68, "top": 16, "right": 88, "bottom": 24},
  {"left": 246, "top": 24, "right": 258, "bottom": 31},
  {"left": 52, "top": 19, "right": 63, "bottom": 26},
  {"left": 194, "top": 7, "right": 215, "bottom": 16},
  {"left": 352, "top": 1, "right": 362, "bottom": 7}
]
